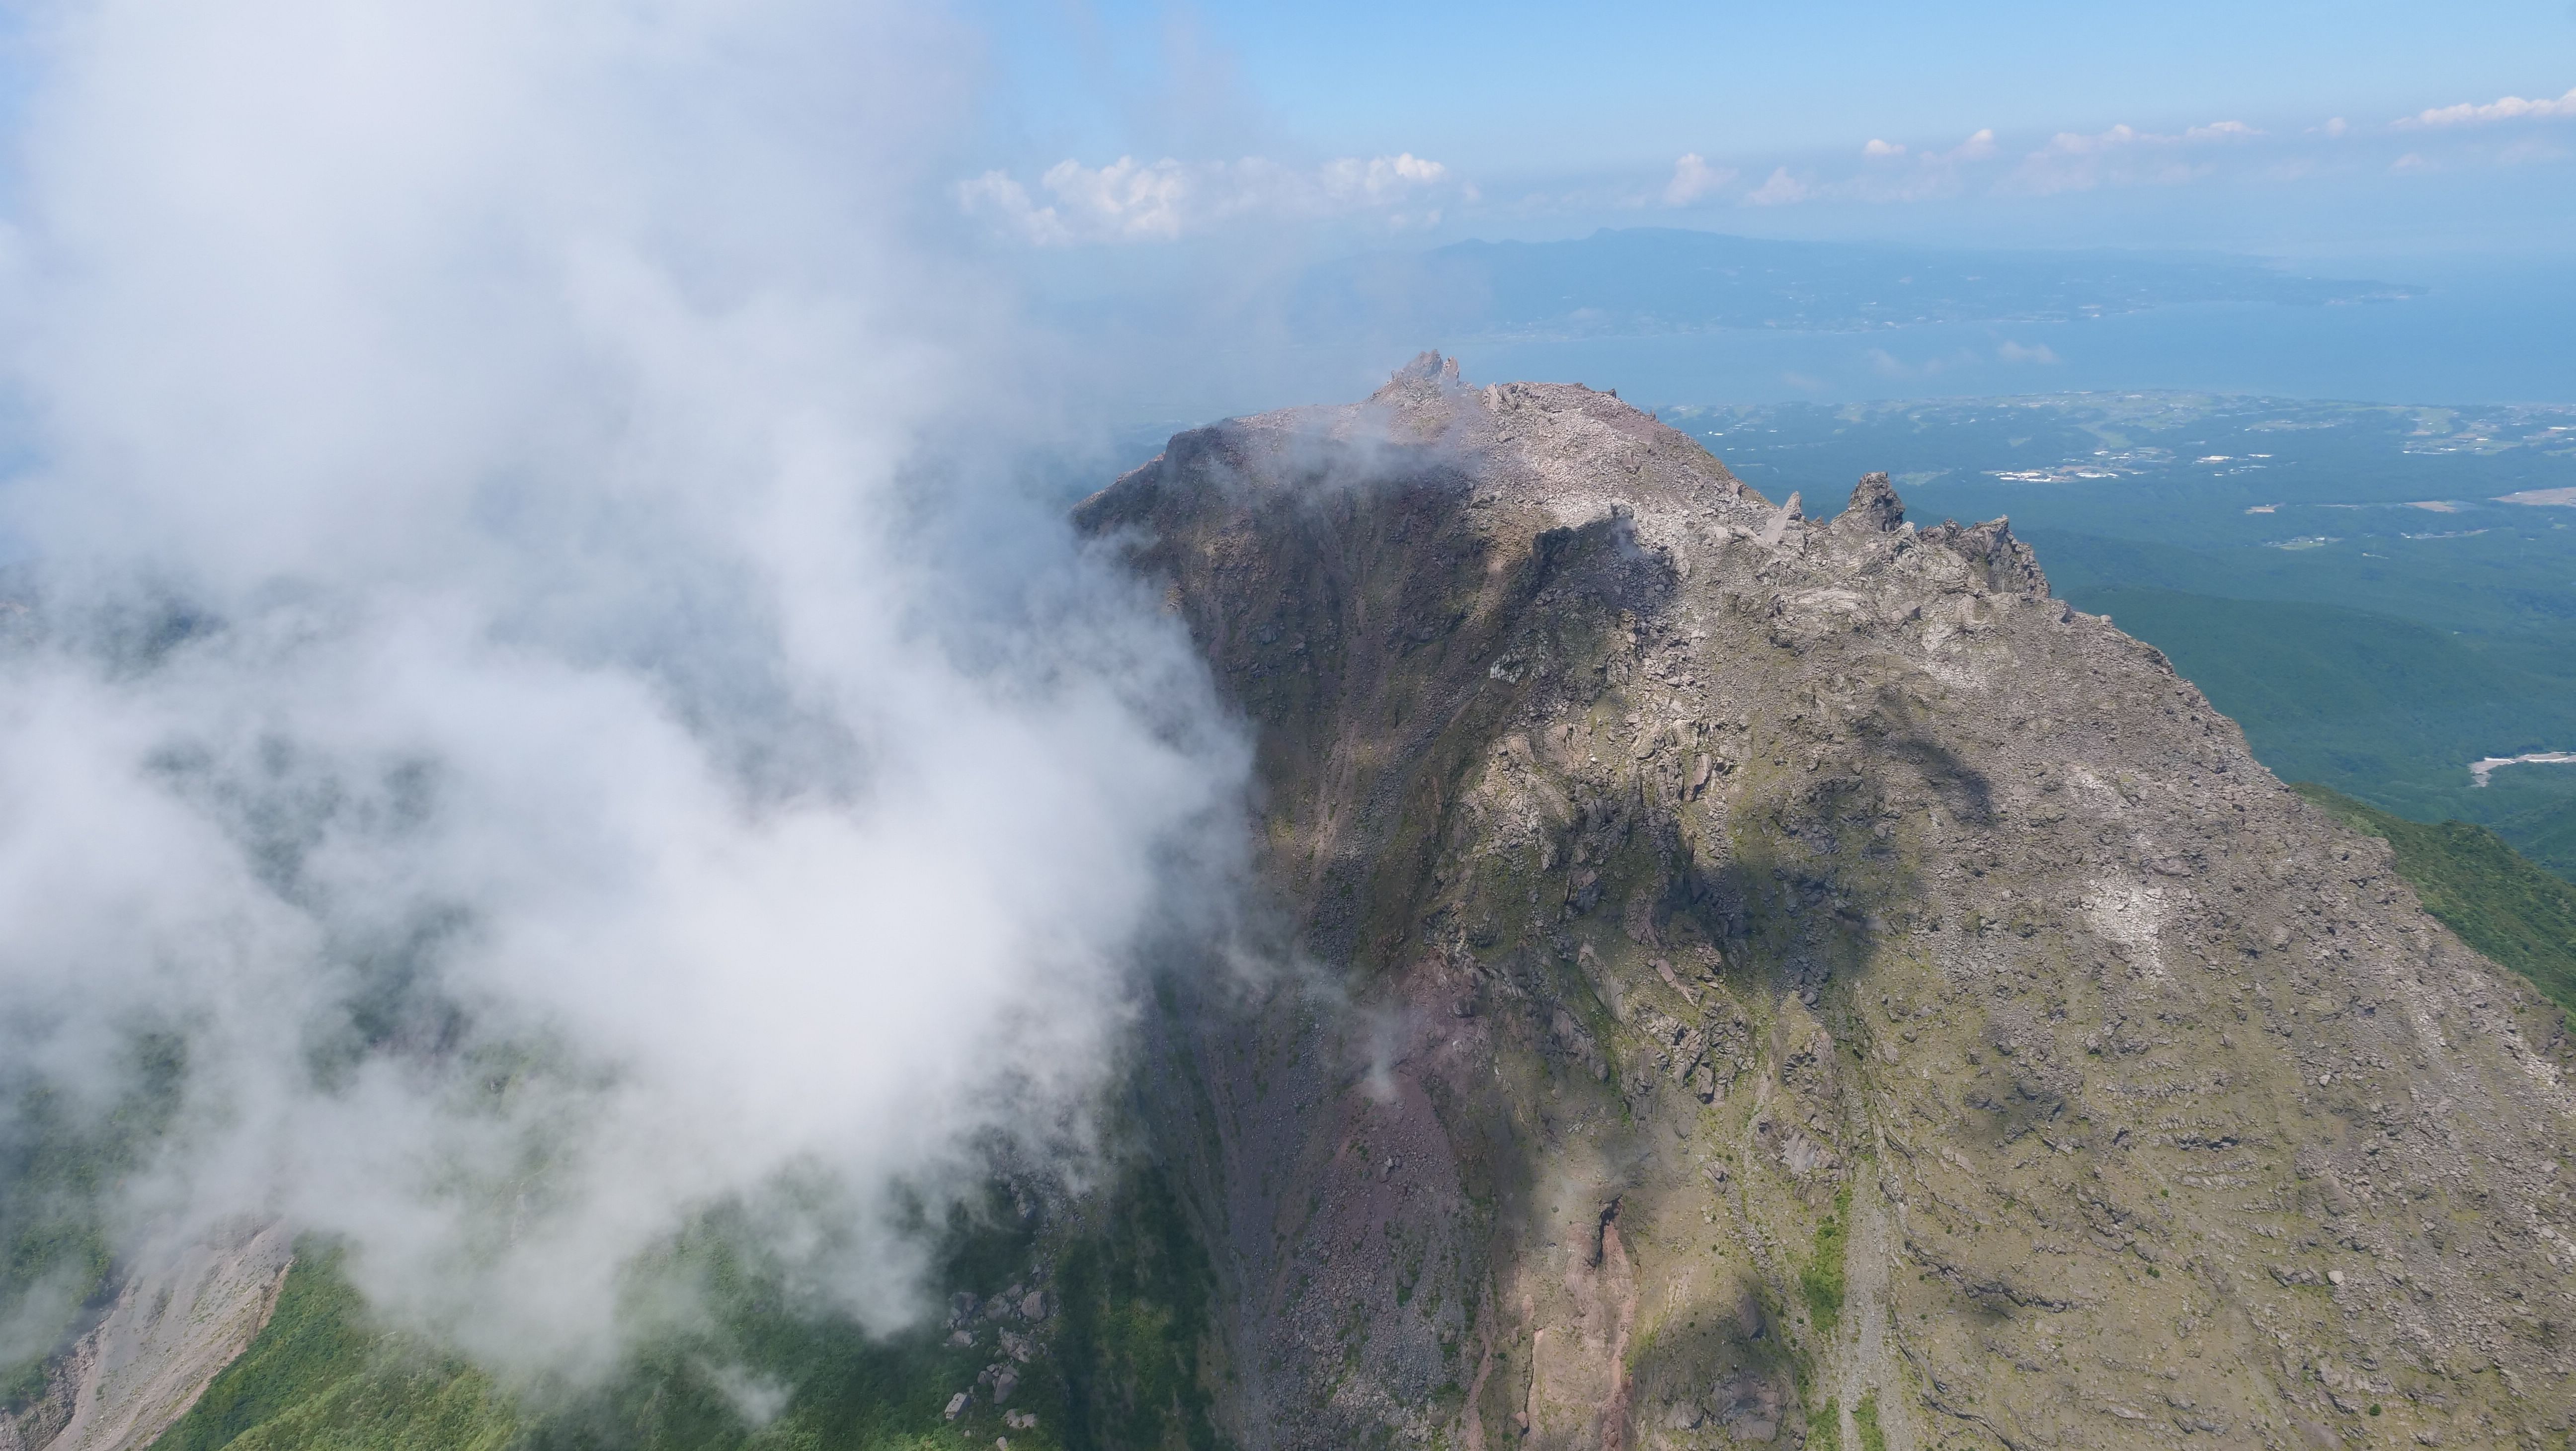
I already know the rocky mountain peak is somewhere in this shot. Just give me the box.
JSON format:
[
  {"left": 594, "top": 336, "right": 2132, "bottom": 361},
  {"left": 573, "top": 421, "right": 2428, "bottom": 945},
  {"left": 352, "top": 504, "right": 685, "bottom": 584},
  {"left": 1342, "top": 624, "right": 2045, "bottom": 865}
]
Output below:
[
  {"left": 1378, "top": 348, "right": 1468, "bottom": 399},
  {"left": 1083, "top": 357, "right": 2576, "bottom": 1451},
  {"left": 1839, "top": 471, "right": 1905, "bottom": 535}
]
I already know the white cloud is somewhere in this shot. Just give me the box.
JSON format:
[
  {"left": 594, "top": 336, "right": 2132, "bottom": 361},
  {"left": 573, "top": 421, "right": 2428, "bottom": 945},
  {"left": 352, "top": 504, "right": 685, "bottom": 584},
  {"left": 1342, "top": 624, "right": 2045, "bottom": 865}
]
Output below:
[
  {"left": 1746, "top": 166, "right": 1813, "bottom": 205},
  {"left": 1998, "top": 340, "right": 2061, "bottom": 364},
  {"left": 1861, "top": 130, "right": 1993, "bottom": 166},
  {"left": 2001, "top": 118, "right": 2257, "bottom": 194},
  {"left": 0, "top": 0, "right": 1248, "bottom": 1381},
  {"left": 2033, "top": 122, "right": 2136, "bottom": 159},
  {"left": 1663, "top": 152, "right": 1737, "bottom": 206},
  {"left": 2314, "top": 116, "right": 2350, "bottom": 137},
  {"left": 960, "top": 152, "right": 1451, "bottom": 244},
  {"left": 1754, "top": 130, "right": 1998, "bottom": 206},
  {"left": 2398, "top": 86, "right": 2576, "bottom": 128}
]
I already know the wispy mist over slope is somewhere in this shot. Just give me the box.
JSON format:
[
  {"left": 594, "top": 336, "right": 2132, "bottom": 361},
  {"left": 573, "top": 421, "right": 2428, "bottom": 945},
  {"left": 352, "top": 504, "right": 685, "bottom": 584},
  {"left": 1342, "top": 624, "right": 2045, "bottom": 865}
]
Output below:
[{"left": 0, "top": 0, "right": 1244, "bottom": 1375}]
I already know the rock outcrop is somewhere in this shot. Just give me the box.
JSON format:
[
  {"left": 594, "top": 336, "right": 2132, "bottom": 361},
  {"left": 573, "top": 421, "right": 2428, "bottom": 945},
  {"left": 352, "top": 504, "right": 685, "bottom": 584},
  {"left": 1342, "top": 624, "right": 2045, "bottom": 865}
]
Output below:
[
  {"left": 1080, "top": 355, "right": 2576, "bottom": 1450},
  {"left": 3, "top": 1220, "right": 290, "bottom": 1451}
]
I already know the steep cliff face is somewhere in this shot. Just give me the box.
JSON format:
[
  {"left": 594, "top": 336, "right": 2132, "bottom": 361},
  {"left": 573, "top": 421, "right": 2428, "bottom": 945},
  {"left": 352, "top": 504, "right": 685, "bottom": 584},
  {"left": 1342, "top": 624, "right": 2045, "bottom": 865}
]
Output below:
[{"left": 1080, "top": 355, "right": 2576, "bottom": 1451}]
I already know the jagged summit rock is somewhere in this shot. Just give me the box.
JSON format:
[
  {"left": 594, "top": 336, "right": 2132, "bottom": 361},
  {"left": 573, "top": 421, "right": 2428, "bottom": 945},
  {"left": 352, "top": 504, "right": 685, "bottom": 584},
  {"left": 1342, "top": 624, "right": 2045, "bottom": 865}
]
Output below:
[
  {"left": 1840, "top": 471, "right": 1905, "bottom": 534},
  {"left": 1380, "top": 348, "right": 1466, "bottom": 397},
  {"left": 1082, "top": 356, "right": 2576, "bottom": 1451}
]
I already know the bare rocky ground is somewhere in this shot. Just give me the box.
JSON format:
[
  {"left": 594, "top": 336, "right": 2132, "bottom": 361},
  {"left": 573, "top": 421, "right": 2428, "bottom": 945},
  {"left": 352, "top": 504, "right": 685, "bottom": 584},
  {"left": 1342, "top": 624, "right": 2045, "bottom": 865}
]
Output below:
[
  {"left": 1081, "top": 355, "right": 2576, "bottom": 1451},
  {"left": 1, "top": 1221, "right": 290, "bottom": 1451}
]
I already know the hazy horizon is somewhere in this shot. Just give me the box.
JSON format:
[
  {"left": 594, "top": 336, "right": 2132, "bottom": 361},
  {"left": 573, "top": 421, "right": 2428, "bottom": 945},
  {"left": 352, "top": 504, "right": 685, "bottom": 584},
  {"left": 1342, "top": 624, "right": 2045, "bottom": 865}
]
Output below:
[{"left": 917, "top": 0, "right": 2576, "bottom": 425}]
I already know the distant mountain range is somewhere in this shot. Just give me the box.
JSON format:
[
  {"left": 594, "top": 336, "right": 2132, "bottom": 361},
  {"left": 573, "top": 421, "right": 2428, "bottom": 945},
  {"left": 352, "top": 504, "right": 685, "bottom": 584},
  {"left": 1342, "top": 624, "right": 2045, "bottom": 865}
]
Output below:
[{"left": 1296, "top": 227, "right": 2421, "bottom": 340}]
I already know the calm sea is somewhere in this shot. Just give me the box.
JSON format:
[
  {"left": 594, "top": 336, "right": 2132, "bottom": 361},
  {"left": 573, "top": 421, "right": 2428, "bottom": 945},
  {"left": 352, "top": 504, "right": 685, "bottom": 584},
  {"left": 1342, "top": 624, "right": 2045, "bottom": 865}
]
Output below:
[{"left": 1446, "top": 259, "right": 2576, "bottom": 409}]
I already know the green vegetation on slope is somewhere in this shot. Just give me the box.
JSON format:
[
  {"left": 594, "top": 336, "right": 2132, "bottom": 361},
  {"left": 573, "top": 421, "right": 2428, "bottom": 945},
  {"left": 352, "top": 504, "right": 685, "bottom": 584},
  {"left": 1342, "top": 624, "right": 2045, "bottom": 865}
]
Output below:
[
  {"left": 2071, "top": 588, "right": 2555, "bottom": 786},
  {"left": 152, "top": 1247, "right": 515, "bottom": 1451},
  {"left": 2292, "top": 782, "right": 2576, "bottom": 1018},
  {"left": 1852, "top": 1392, "right": 1887, "bottom": 1451},
  {"left": 2, "top": 1034, "right": 185, "bottom": 1410},
  {"left": 1797, "top": 1185, "right": 1851, "bottom": 1334},
  {"left": 2046, "top": 571, "right": 2576, "bottom": 882},
  {"left": 517, "top": 1204, "right": 986, "bottom": 1451},
  {"left": 140, "top": 1156, "right": 1225, "bottom": 1451},
  {"left": 1804, "top": 1397, "right": 1838, "bottom": 1449},
  {"left": 1050, "top": 1164, "right": 1223, "bottom": 1451},
  {"left": 1, "top": 1090, "right": 117, "bottom": 1410},
  {"left": 2489, "top": 791, "right": 2576, "bottom": 887}
]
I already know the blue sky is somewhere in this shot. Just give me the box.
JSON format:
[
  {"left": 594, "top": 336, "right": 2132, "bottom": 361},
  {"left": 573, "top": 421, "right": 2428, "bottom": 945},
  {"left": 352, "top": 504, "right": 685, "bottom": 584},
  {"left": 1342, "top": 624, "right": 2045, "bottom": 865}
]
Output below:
[
  {"left": 989, "top": 1, "right": 2571, "bottom": 165},
  {"left": 960, "top": 0, "right": 2576, "bottom": 257}
]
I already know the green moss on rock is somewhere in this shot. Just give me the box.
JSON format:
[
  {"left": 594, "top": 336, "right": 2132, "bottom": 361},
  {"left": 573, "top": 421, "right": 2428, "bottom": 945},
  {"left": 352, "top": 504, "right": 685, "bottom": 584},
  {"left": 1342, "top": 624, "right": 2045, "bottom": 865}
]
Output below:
[
  {"left": 1797, "top": 1185, "right": 1851, "bottom": 1334},
  {"left": 1852, "top": 1392, "right": 1886, "bottom": 1451}
]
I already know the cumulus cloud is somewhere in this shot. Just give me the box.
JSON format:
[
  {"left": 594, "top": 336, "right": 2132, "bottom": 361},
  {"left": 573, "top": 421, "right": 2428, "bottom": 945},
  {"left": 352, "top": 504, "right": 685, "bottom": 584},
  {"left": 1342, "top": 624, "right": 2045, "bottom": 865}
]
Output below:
[
  {"left": 1746, "top": 166, "right": 1813, "bottom": 206},
  {"left": 1860, "top": 128, "right": 1997, "bottom": 198},
  {"left": 0, "top": 0, "right": 1245, "bottom": 1379},
  {"left": 1749, "top": 130, "right": 1998, "bottom": 206},
  {"left": 1662, "top": 153, "right": 1737, "bottom": 206},
  {"left": 1997, "top": 340, "right": 2062, "bottom": 364},
  {"left": 1596, "top": 87, "right": 2576, "bottom": 222},
  {"left": 959, "top": 152, "right": 1451, "bottom": 243},
  {"left": 2397, "top": 86, "right": 2576, "bottom": 128},
  {"left": 2001, "top": 118, "right": 2259, "bottom": 194}
]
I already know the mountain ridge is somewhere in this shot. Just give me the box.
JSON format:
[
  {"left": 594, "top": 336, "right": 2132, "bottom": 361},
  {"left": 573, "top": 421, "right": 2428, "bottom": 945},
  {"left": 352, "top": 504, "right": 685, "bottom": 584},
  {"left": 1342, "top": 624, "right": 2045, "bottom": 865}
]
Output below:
[
  {"left": 1079, "top": 352, "right": 2576, "bottom": 1449},
  {"left": 9, "top": 354, "right": 2576, "bottom": 1451}
]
